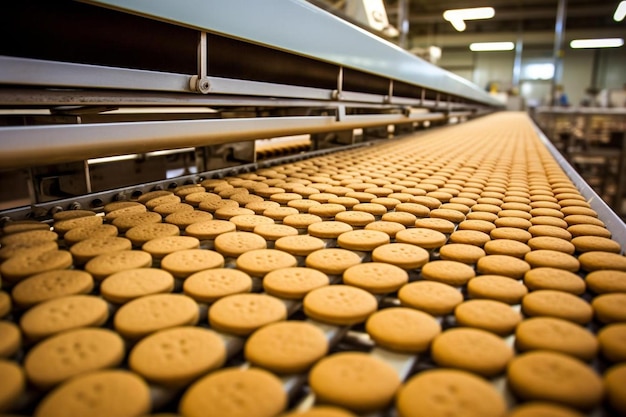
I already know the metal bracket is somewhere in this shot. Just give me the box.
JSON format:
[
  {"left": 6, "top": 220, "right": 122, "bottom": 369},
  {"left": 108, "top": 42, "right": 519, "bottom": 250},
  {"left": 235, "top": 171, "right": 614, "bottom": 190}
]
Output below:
[
  {"left": 384, "top": 79, "right": 394, "bottom": 104},
  {"left": 191, "top": 32, "right": 211, "bottom": 94},
  {"left": 331, "top": 66, "right": 343, "bottom": 100}
]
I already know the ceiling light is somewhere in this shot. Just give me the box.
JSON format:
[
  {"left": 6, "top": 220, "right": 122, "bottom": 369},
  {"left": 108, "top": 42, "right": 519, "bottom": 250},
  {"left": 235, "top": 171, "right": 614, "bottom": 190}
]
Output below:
[
  {"left": 570, "top": 38, "right": 624, "bottom": 48},
  {"left": 614, "top": 1, "right": 626, "bottom": 21},
  {"left": 443, "top": 7, "right": 494, "bottom": 32},
  {"left": 469, "top": 42, "right": 515, "bottom": 52}
]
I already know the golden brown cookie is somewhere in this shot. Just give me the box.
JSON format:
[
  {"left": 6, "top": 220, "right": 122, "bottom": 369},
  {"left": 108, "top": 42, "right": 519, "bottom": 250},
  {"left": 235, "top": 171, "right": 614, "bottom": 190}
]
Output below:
[
  {"left": 527, "top": 236, "right": 576, "bottom": 254},
  {"left": 305, "top": 249, "right": 361, "bottom": 275},
  {"left": 571, "top": 236, "right": 621, "bottom": 253},
  {"left": 515, "top": 317, "right": 598, "bottom": 361},
  {"left": 598, "top": 323, "right": 626, "bottom": 363},
  {"left": 604, "top": 364, "right": 626, "bottom": 415},
  {"left": 564, "top": 214, "right": 605, "bottom": 227},
  {"left": 585, "top": 270, "right": 626, "bottom": 294},
  {"left": 114, "top": 293, "right": 199, "bottom": 339},
  {"left": 337, "top": 230, "right": 390, "bottom": 251},
  {"left": 483, "top": 239, "right": 531, "bottom": 258},
  {"left": 363, "top": 220, "right": 405, "bottom": 238},
  {"left": 568, "top": 224, "right": 611, "bottom": 239},
  {"left": 129, "top": 326, "right": 225, "bottom": 386},
  {"left": 476, "top": 254, "right": 530, "bottom": 279},
  {"left": 52, "top": 210, "right": 96, "bottom": 222},
  {"left": 0, "top": 229, "right": 57, "bottom": 246},
  {"left": 524, "top": 249, "right": 579, "bottom": 272},
  {"left": 185, "top": 219, "right": 236, "bottom": 240},
  {"left": 439, "top": 243, "right": 486, "bottom": 264},
  {"left": 431, "top": 327, "right": 513, "bottom": 377},
  {"left": 62, "top": 224, "right": 119, "bottom": 246},
  {"left": 142, "top": 236, "right": 200, "bottom": 259},
  {"left": 506, "top": 402, "right": 586, "bottom": 417},
  {"left": 235, "top": 249, "right": 297, "bottom": 277},
  {"left": 104, "top": 204, "right": 146, "bottom": 220},
  {"left": 413, "top": 218, "right": 456, "bottom": 233},
  {"left": 493, "top": 216, "right": 532, "bottom": 230},
  {"left": 522, "top": 290, "right": 593, "bottom": 324},
  {"left": 398, "top": 280, "right": 463, "bottom": 316},
  {"left": 0, "top": 321, "right": 21, "bottom": 358},
  {"left": 507, "top": 351, "right": 603, "bottom": 410},
  {"left": 467, "top": 275, "right": 528, "bottom": 304},
  {"left": 307, "top": 221, "right": 353, "bottom": 239},
  {"left": 179, "top": 367, "right": 287, "bottom": 417},
  {"left": 309, "top": 352, "right": 400, "bottom": 413},
  {"left": 253, "top": 223, "right": 298, "bottom": 241},
  {"left": 1, "top": 249, "right": 73, "bottom": 284},
  {"left": 183, "top": 268, "right": 252, "bottom": 303},
  {"left": 303, "top": 285, "right": 377, "bottom": 325},
  {"left": 24, "top": 328, "right": 125, "bottom": 388},
  {"left": 579, "top": 251, "right": 626, "bottom": 272},
  {"left": 198, "top": 198, "right": 239, "bottom": 213},
  {"left": 208, "top": 293, "right": 286, "bottom": 335},
  {"left": 70, "top": 237, "right": 132, "bottom": 264},
  {"left": 165, "top": 210, "right": 213, "bottom": 229},
  {"left": 396, "top": 369, "right": 506, "bottom": 417},
  {"left": 263, "top": 267, "right": 328, "bottom": 299},
  {"left": 421, "top": 260, "right": 475, "bottom": 286},
  {"left": 100, "top": 268, "right": 174, "bottom": 304},
  {"left": 275, "top": 235, "right": 326, "bottom": 257},
  {"left": 382, "top": 211, "right": 418, "bottom": 227},
  {"left": 490, "top": 227, "right": 532, "bottom": 242},
  {"left": 396, "top": 228, "right": 447, "bottom": 249},
  {"left": 245, "top": 320, "right": 327, "bottom": 373},
  {"left": 213, "top": 231, "right": 267, "bottom": 257},
  {"left": 20, "top": 295, "right": 109, "bottom": 340},
  {"left": 124, "top": 222, "right": 180, "bottom": 246},
  {"left": 85, "top": 250, "right": 153, "bottom": 281},
  {"left": 11, "top": 269, "right": 94, "bottom": 308},
  {"left": 137, "top": 190, "right": 174, "bottom": 204},
  {"left": 366, "top": 307, "right": 441, "bottom": 353},
  {"left": 343, "top": 262, "right": 408, "bottom": 294},
  {"left": 112, "top": 211, "right": 161, "bottom": 232},
  {"left": 334, "top": 210, "right": 376, "bottom": 227},
  {"left": 280, "top": 406, "right": 357, "bottom": 417},
  {"left": 523, "top": 267, "right": 585, "bottom": 294},
  {"left": 592, "top": 293, "right": 626, "bottom": 324},
  {"left": 0, "top": 292, "right": 11, "bottom": 318},
  {"left": 54, "top": 215, "right": 103, "bottom": 236},
  {"left": 160, "top": 249, "right": 224, "bottom": 278},
  {"left": 34, "top": 369, "right": 151, "bottom": 417},
  {"left": 455, "top": 299, "right": 521, "bottom": 335}
]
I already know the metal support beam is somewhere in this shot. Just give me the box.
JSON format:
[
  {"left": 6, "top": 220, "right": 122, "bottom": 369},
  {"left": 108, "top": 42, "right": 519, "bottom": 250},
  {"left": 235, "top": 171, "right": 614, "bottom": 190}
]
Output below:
[{"left": 550, "top": 0, "right": 567, "bottom": 106}]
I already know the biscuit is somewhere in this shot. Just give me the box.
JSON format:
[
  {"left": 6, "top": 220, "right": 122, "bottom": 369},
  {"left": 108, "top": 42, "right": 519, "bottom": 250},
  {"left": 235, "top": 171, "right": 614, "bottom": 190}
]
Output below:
[
  {"left": 0, "top": 321, "right": 20, "bottom": 358},
  {"left": 309, "top": 352, "right": 400, "bottom": 413},
  {"left": 343, "top": 262, "right": 408, "bottom": 293},
  {"left": 364, "top": 220, "right": 405, "bottom": 238},
  {"left": 371, "top": 197, "right": 402, "bottom": 209},
  {"left": 493, "top": 216, "right": 532, "bottom": 229},
  {"left": 592, "top": 293, "right": 626, "bottom": 323},
  {"left": 0, "top": 292, "right": 11, "bottom": 318},
  {"left": 185, "top": 219, "right": 236, "bottom": 240},
  {"left": 229, "top": 214, "right": 274, "bottom": 232},
  {"left": 142, "top": 236, "right": 200, "bottom": 259},
  {"left": 85, "top": 250, "right": 153, "bottom": 281},
  {"left": 524, "top": 249, "right": 579, "bottom": 272},
  {"left": 457, "top": 219, "right": 495, "bottom": 233},
  {"left": 179, "top": 367, "right": 287, "bottom": 417},
  {"left": 523, "top": 267, "right": 585, "bottom": 294},
  {"left": 34, "top": 369, "right": 151, "bottom": 417},
  {"left": 24, "top": 328, "right": 125, "bottom": 388},
  {"left": 431, "top": 327, "right": 513, "bottom": 377},
  {"left": 262, "top": 206, "right": 299, "bottom": 221},
  {"left": 246, "top": 200, "right": 280, "bottom": 214},
  {"left": 578, "top": 251, "right": 626, "bottom": 272},
  {"left": 604, "top": 364, "right": 626, "bottom": 415},
  {"left": 305, "top": 249, "right": 361, "bottom": 275},
  {"left": 352, "top": 202, "right": 388, "bottom": 217},
  {"left": 564, "top": 214, "right": 604, "bottom": 227},
  {"left": 585, "top": 270, "right": 626, "bottom": 293},
  {"left": 455, "top": 299, "right": 521, "bottom": 335},
  {"left": 137, "top": 190, "right": 174, "bottom": 204},
  {"left": 439, "top": 243, "right": 486, "bottom": 264},
  {"left": 365, "top": 307, "right": 440, "bottom": 353},
  {"left": 333, "top": 211, "right": 375, "bottom": 227},
  {"left": 263, "top": 267, "right": 329, "bottom": 299},
  {"left": 70, "top": 236, "right": 132, "bottom": 264},
  {"left": 165, "top": 210, "right": 213, "bottom": 229},
  {"left": 303, "top": 285, "right": 377, "bottom": 325},
  {"left": 236, "top": 249, "right": 297, "bottom": 277},
  {"left": 568, "top": 224, "right": 611, "bottom": 239},
  {"left": 198, "top": 198, "right": 238, "bottom": 213},
  {"left": 209, "top": 293, "right": 286, "bottom": 335},
  {"left": 275, "top": 235, "right": 326, "bottom": 256},
  {"left": 0, "top": 249, "right": 73, "bottom": 284},
  {"left": 507, "top": 351, "right": 603, "bottom": 410},
  {"left": 382, "top": 211, "right": 417, "bottom": 226},
  {"left": 271, "top": 192, "right": 304, "bottom": 205},
  {"left": 54, "top": 215, "right": 103, "bottom": 235},
  {"left": 253, "top": 223, "right": 298, "bottom": 241},
  {"left": 213, "top": 231, "right": 267, "bottom": 257},
  {"left": 506, "top": 403, "right": 585, "bottom": 417},
  {"left": 0, "top": 229, "right": 57, "bottom": 246},
  {"left": 466, "top": 211, "right": 498, "bottom": 222},
  {"left": 467, "top": 274, "right": 528, "bottom": 304},
  {"left": 129, "top": 326, "right": 225, "bottom": 386},
  {"left": 337, "top": 230, "right": 390, "bottom": 251},
  {"left": 476, "top": 254, "right": 530, "bottom": 279},
  {"left": 522, "top": 290, "right": 593, "bottom": 324},
  {"left": 111, "top": 211, "right": 161, "bottom": 232},
  {"left": 309, "top": 203, "right": 348, "bottom": 218},
  {"left": 307, "top": 221, "right": 353, "bottom": 239},
  {"left": 153, "top": 202, "right": 194, "bottom": 216},
  {"left": 515, "top": 317, "right": 598, "bottom": 361},
  {"left": 396, "top": 228, "right": 447, "bottom": 249},
  {"left": 183, "top": 191, "right": 220, "bottom": 207},
  {"left": 344, "top": 191, "right": 376, "bottom": 203},
  {"left": 160, "top": 249, "right": 224, "bottom": 279},
  {"left": 527, "top": 236, "right": 575, "bottom": 254},
  {"left": 398, "top": 280, "right": 463, "bottom": 315},
  {"left": 598, "top": 323, "right": 626, "bottom": 362},
  {"left": 245, "top": 320, "right": 327, "bottom": 373},
  {"left": 571, "top": 236, "right": 621, "bottom": 253},
  {"left": 530, "top": 216, "right": 568, "bottom": 228},
  {"left": 394, "top": 202, "right": 430, "bottom": 217},
  {"left": 183, "top": 268, "right": 252, "bottom": 303},
  {"left": 529, "top": 225, "right": 572, "bottom": 241},
  {"left": 11, "top": 269, "right": 94, "bottom": 308},
  {"left": 327, "top": 196, "right": 360, "bottom": 209},
  {"left": 490, "top": 227, "right": 532, "bottom": 242},
  {"left": 20, "top": 295, "right": 109, "bottom": 340},
  {"left": 421, "top": 260, "right": 475, "bottom": 286},
  {"left": 100, "top": 268, "right": 174, "bottom": 304},
  {"left": 0, "top": 359, "right": 25, "bottom": 413},
  {"left": 483, "top": 239, "right": 531, "bottom": 258},
  {"left": 280, "top": 406, "right": 357, "bottom": 417},
  {"left": 396, "top": 369, "right": 506, "bottom": 417},
  {"left": 103, "top": 201, "right": 142, "bottom": 214},
  {"left": 63, "top": 224, "right": 119, "bottom": 246},
  {"left": 114, "top": 293, "right": 199, "bottom": 339},
  {"left": 429, "top": 208, "right": 465, "bottom": 223}
]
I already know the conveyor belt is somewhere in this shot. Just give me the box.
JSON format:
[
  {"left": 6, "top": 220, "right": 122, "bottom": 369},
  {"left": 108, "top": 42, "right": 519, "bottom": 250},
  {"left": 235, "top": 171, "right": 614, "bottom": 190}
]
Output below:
[{"left": 0, "top": 112, "right": 625, "bottom": 417}]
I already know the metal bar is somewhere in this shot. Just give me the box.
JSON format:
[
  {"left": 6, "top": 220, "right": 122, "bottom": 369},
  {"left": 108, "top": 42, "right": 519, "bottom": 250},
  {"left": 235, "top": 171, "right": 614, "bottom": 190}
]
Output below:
[
  {"left": 550, "top": 0, "right": 567, "bottom": 106},
  {"left": 532, "top": 120, "right": 626, "bottom": 250},
  {"left": 0, "top": 113, "right": 444, "bottom": 170},
  {"left": 0, "top": 56, "right": 191, "bottom": 92}
]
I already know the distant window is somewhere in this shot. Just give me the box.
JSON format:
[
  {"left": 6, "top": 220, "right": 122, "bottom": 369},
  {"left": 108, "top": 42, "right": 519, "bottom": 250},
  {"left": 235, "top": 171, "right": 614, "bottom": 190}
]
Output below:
[{"left": 523, "top": 63, "right": 554, "bottom": 80}]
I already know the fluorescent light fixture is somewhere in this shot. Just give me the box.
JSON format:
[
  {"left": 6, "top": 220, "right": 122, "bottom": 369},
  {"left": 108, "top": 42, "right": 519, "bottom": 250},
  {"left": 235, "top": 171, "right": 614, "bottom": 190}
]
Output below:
[
  {"left": 443, "top": 7, "right": 494, "bottom": 32},
  {"left": 469, "top": 42, "right": 515, "bottom": 51},
  {"left": 570, "top": 38, "right": 624, "bottom": 48},
  {"left": 615, "top": 1, "right": 626, "bottom": 21}
]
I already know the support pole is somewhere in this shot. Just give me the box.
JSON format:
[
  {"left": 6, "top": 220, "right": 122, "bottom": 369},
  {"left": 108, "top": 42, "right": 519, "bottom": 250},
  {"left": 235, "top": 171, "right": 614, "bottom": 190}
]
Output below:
[{"left": 550, "top": 0, "right": 567, "bottom": 106}]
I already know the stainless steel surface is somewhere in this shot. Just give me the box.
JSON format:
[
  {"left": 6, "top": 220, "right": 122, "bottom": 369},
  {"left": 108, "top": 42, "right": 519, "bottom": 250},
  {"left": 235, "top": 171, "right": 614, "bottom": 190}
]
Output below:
[{"left": 80, "top": 0, "right": 501, "bottom": 106}]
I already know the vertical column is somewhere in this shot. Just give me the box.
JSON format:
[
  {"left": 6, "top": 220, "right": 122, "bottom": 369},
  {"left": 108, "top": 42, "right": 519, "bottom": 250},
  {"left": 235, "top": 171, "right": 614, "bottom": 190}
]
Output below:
[
  {"left": 550, "top": 0, "right": 567, "bottom": 106},
  {"left": 397, "top": 0, "right": 409, "bottom": 49}
]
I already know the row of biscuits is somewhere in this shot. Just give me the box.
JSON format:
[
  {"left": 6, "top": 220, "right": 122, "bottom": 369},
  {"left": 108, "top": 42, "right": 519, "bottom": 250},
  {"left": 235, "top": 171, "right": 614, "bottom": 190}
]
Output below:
[{"left": 0, "top": 112, "right": 625, "bottom": 417}]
